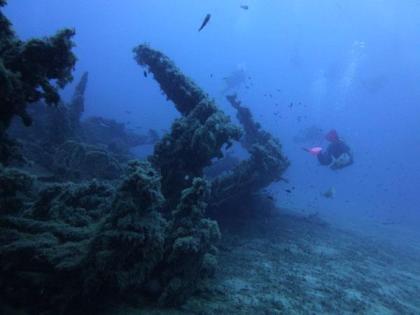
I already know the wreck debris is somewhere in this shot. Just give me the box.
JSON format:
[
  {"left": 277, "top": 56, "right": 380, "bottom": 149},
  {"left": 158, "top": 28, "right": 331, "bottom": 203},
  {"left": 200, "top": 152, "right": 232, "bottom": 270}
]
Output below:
[
  {"left": 0, "top": 177, "right": 115, "bottom": 313},
  {"left": 159, "top": 177, "right": 220, "bottom": 305},
  {"left": 52, "top": 140, "right": 123, "bottom": 180},
  {"left": 8, "top": 72, "right": 156, "bottom": 176},
  {"left": 135, "top": 44, "right": 209, "bottom": 115},
  {"left": 134, "top": 44, "right": 241, "bottom": 204},
  {"left": 0, "top": 133, "right": 24, "bottom": 165},
  {"left": 0, "top": 29, "right": 289, "bottom": 313},
  {"left": 82, "top": 116, "right": 158, "bottom": 156},
  {"left": 83, "top": 161, "right": 167, "bottom": 306},
  {"left": 0, "top": 3, "right": 76, "bottom": 135},
  {"left": 209, "top": 94, "right": 289, "bottom": 209},
  {"left": 0, "top": 1, "right": 76, "bottom": 164},
  {"left": 0, "top": 165, "right": 33, "bottom": 214},
  {"left": 69, "top": 71, "right": 88, "bottom": 131}
]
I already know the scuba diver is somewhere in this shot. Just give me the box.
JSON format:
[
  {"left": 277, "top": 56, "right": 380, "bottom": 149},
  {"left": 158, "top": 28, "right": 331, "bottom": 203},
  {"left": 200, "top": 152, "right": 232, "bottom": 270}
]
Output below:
[{"left": 304, "top": 129, "right": 353, "bottom": 170}]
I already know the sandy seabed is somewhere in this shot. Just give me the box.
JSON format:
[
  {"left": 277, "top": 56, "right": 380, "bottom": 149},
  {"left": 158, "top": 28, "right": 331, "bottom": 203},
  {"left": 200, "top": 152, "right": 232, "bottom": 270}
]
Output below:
[{"left": 115, "top": 210, "right": 420, "bottom": 315}]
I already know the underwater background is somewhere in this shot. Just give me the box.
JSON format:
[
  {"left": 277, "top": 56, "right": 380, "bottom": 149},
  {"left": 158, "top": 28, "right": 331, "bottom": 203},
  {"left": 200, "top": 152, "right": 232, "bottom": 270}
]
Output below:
[{"left": 1, "top": 1, "right": 420, "bottom": 314}]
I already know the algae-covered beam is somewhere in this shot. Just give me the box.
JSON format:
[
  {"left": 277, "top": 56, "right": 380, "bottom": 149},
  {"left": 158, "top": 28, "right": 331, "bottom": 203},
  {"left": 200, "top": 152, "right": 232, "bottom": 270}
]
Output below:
[
  {"left": 134, "top": 44, "right": 241, "bottom": 204},
  {"left": 134, "top": 44, "right": 206, "bottom": 115},
  {"left": 69, "top": 71, "right": 88, "bottom": 128},
  {"left": 226, "top": 94, "right": 271, "bottom": 149},
  {"left": 210, "top": 95, "right": 289, "bottom": 208}
]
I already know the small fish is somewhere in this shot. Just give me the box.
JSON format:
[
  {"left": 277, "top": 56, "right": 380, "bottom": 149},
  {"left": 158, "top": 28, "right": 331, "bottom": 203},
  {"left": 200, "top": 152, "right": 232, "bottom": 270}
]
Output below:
[
  {"left": 285, "top": 189, "right": 292, "bottom": 193},
  {"left": 198, "top": 14, "right": 211, "bottom": 32},
  {"left": 267, "top": 195, "right": 274, "bottom": 201},
  {"left": 240, "top": 5, "right": 249, "bottom": 10},
  {"left": 322, "top": 187, "right": 336, "bottom": 199},
  {"left": 143, "top": 70, "right": 148, "bottom": 78}
]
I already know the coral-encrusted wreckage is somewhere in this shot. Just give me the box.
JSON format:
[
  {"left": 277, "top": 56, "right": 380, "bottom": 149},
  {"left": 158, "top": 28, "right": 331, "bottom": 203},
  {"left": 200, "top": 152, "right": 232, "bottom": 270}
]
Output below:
[{"left": 0, "top": 2, "right": 289, "bottom": 313}]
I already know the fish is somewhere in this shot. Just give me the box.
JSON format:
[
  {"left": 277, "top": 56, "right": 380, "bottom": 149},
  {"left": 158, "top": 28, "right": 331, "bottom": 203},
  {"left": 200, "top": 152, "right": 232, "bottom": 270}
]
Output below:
[
  {"left": 322, "top": 187, "right": 336, "bottom": 199},
  {"left": 240, "top": 5, "right": 249, "bottom": 10},
  {"left": 198, "top": 14, "right": 211, "bottom": 32},
  {"left": 143, "top": 70, "right": 148, "bottom": 78}
]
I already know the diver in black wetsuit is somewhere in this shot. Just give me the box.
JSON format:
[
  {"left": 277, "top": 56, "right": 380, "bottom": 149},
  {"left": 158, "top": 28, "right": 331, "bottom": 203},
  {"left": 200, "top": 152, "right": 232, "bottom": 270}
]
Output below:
[{"left": 305, "top": 129, "right": 353, "bottom": 170}]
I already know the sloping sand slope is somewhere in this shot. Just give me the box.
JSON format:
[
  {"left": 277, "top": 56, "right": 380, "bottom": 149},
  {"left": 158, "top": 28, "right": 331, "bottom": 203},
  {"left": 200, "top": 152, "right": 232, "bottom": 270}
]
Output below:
[{"left": 116, "top": 211, "right": 420, "bottom": 315}]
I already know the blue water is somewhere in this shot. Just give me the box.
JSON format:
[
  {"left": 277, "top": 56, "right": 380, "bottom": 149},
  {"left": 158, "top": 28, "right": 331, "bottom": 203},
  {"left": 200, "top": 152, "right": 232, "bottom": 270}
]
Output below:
[{"left": 5, "top": 0, "right": 419, "bottom": 229}]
